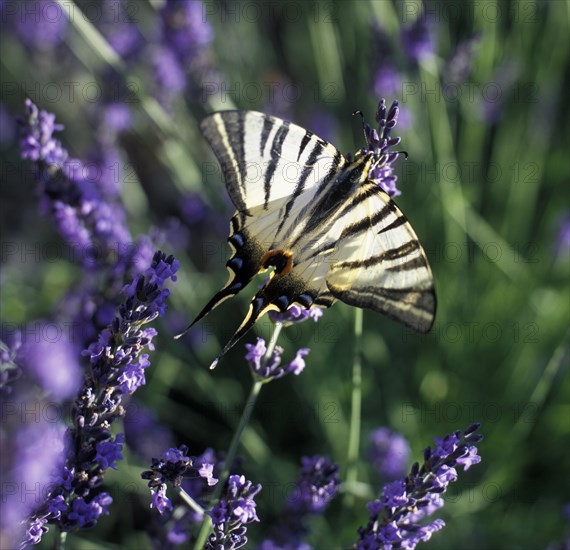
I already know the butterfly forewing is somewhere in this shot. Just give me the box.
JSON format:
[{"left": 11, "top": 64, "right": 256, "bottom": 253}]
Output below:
[{"left": 200, "top": 111, "right": 346, "bottom": 216}]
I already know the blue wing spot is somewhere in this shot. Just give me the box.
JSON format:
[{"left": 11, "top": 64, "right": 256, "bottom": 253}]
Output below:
[
  {"left": 275, "top": 295, "right": 290, "bottom": 311},
  {"left": 229, "top": 233, "right": 245, "bottom": 248},
  {"left": 228, "top": 257, "right": 244, "bottom": 270},
  {"left": 298, "top": 293, "right": 314, "bottom": 307}
]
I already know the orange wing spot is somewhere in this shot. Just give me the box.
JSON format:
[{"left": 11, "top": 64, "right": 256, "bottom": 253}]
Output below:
[{"left": 260, "top": 249, "right": 294, "bottom": 276}]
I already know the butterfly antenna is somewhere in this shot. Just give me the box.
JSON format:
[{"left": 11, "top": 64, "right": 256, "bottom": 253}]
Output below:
[
  {"left": 393, "top": 150, "right": 409, "bottom": 160},
  {"left": 352, "top": 110, "right": 367, "bottom": 144}
]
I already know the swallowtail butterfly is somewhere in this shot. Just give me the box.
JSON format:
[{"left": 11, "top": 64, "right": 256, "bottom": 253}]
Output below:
[{"left": 178, "top": 102, "right": 436, "bottom": 368}]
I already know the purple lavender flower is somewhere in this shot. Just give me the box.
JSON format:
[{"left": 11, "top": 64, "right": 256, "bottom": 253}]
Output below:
[
  {"left": 160, "top": 0, "right": 213, "bottom": 63},
  {"left": 245, "top": 337, "right": 311, "bottom": 381},
  {"left": 401, "top": 14, "right": 435, "bottom": 62},
  {"left": 14, "top": 0, "right": 68, "bottom": 50},
  {"left": 19, "top": 321, "right": 82, "bottom": 400},
  {"left": 152, "top": 0, "right": 216, "bottom": 106},
  {"left": 268, "top": 304, "right": 323, "bottom": 325},
  {"left": 19, "top": 99, "right": 132, "bottom": 269},
  {"left": 374, "top": 66, "right": 402, "bottom": 98},
  {"left": 443, "top": 33, "right": 481, "bottom": 86},
  {"left": 368, "top": 427, "right": 411, "bottom": 480},
  {"left": 21, "top": 251, "right": 179, "bottom": 545},
  {"left": 67, "top": 493, "right": 113, "bottom": 528},
  {"left": 22, "top": 518, "right": 49, "bottom": 546},
  {"left": 95, "top": 434, "right": 125, "bottom": 469},
  {"left": 102, "top": 103, "right": 132, "bottom": 133},
  {"left": 97, "top": 0, "right": 143, "bottom": 60},
  {"left": 257, "top": 456, "right": 340, "bottom": 549},
  {"left": 182, "top": 448, "right": 226, "bottom": 505},
  {"left": 151, "top": 46, "right": 187, "bottom": 108},
  {"left": 356, "top": 99, "right": 404, "bottom": 198},
  {"left": 20, "top": 99, "right": 67, "bottom": 166},
  {"left": 0, "top": 421, "right": 66, "bottom": 547},
  {"left": 205, "top": 475, "right": 262, "bottom": 550},
  {"left": 287, "top": 455, "right": 341, "bottom": 515},
  {"left": 151, "top": 485, "right": 174, "bottom": 515},
  {"left": 142, "top": 444, "right": 219, "bottom": 515},
  {"left": 356, "top": 423, "right": 483, "bottom": 549}
]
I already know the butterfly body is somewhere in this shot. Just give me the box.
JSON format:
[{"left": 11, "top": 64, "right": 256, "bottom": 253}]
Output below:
[{"left": 180, "top": 109, "right": 435, "bottom": 366}]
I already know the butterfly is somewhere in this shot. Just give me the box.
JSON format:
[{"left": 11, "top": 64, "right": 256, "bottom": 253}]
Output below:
[{"left": 177, "top": 101, "right": 436, "bottom": 368}]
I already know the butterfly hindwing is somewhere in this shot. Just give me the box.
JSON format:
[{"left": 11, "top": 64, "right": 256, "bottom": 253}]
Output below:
[{"left": 325, "top": 183, "right": 436, "bottom": 333}]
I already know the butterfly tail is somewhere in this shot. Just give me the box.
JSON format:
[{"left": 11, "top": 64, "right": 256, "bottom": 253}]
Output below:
[
  {"left": 209, "top": 295, "right": 276, "bottom": 369},
  {"left": 174, "top": 282, "right": 240, "bottom": 340}
]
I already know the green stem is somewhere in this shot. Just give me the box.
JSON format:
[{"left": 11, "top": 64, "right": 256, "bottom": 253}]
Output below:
[
  {"left": 56, "top": 530, "right": 67, "bottom": 550},
  {"left": 175, "top": 486, "right": 205, "bottom": 517},
  {"left": 345, "top": 308, "right": 363, "bottom": 502},
  {"left": 193, "top": 323, "right": 283, "bottom": 549}
]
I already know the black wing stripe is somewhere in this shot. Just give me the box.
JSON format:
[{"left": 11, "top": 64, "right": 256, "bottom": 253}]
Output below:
[
  {"left": 386, "top": 255, "right": 428, "bottom": 272},
  {"left": 339, "top": 200, "right": 398, "bottom": 240},
  {"left": 331, "top": 241, "right": 420, "bottom": 270},
  {"left": 377, "top": 215, "right": 408, "bottom": 235},
  {"left": 299, "top": 157, "right": 364, "bottom": 240},
  {"left": 315, "top": 150, "right": 346, "bottom": 197},
  {"left": 328, "top": 283, "right": 435, "bottom": 315},
  {"left": 263, "top": 121, "right": 290, "bottom": 209},
  {"left": 201, "top": 114, "right": 250, "bottom": 214},
  {"left": 335, "top": 182, "right": 383, "bottom": 220},
  {"left": 275, "top": 140, "right": 324, "bottom": 238},
  {"left": 361, "top": 287, "right": 435, "bottom": 315},
  {"left": 296, "top": 130, "right": 313, "bottom": 162},
  {"left": 259, "top": 115, "right": 274, "bottom": 156},
  {"left": 225, "top": 112, "right": 247, "bottom": 197},
  {"left": 285, "top": 150, "right": 345, "bottom": 244}
]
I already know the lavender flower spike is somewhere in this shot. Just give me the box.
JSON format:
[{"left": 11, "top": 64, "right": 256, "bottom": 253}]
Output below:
[
  {"left": 21, "top": 251, "right": 179, "bottom": 546},
  {"left": 368, "top": 427, "right": 411, "bottom": 481},
  {"left": 205, "top": 475, "right": 262, "bottom": 550},
  {"left": 357, "top": 98, "right": 404, "bottom": 198},
  {"left": 245, "top": 337, "right": 311, "bottom": 381},
  {"left": 356, "top": 423, "right": 483, "bottom": 549},
  {"left": 288, "top": 455, "right": 341, "bottom": 515}
]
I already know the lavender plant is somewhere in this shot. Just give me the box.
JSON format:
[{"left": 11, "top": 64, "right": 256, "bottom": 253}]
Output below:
[
  {"left": 368, "top": 428, "right": 411, "bottom": 481},
  {"left": 359, "top": 99, "right": 405, "bottom": 198},
  {"left": 20, "top": 251, "right": 179, "bottom": 547},
  {"left": 19, "top": 99, "right": 158, "bottom": 345},
  {"left": 257, "top": 455, "right": 341, "bottom": 549},
  {"left": 355, "top": 423, "right": 483, "bottom": 549}
]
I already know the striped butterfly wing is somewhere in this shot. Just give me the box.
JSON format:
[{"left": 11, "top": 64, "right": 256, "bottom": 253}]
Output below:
[
  {"left": 183, "top": 111, "right": 348, "bottom": 363},
  {"left": 181, "top": 109, "right": 435, "bottom": 366},
  {"left": 325, "top": 182, "right": 436, "bottom": 333}
]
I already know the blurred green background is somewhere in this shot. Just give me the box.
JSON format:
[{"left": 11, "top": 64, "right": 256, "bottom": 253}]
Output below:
[{"left": 1, "top": 0, "right": 569, "bottom": 548}]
